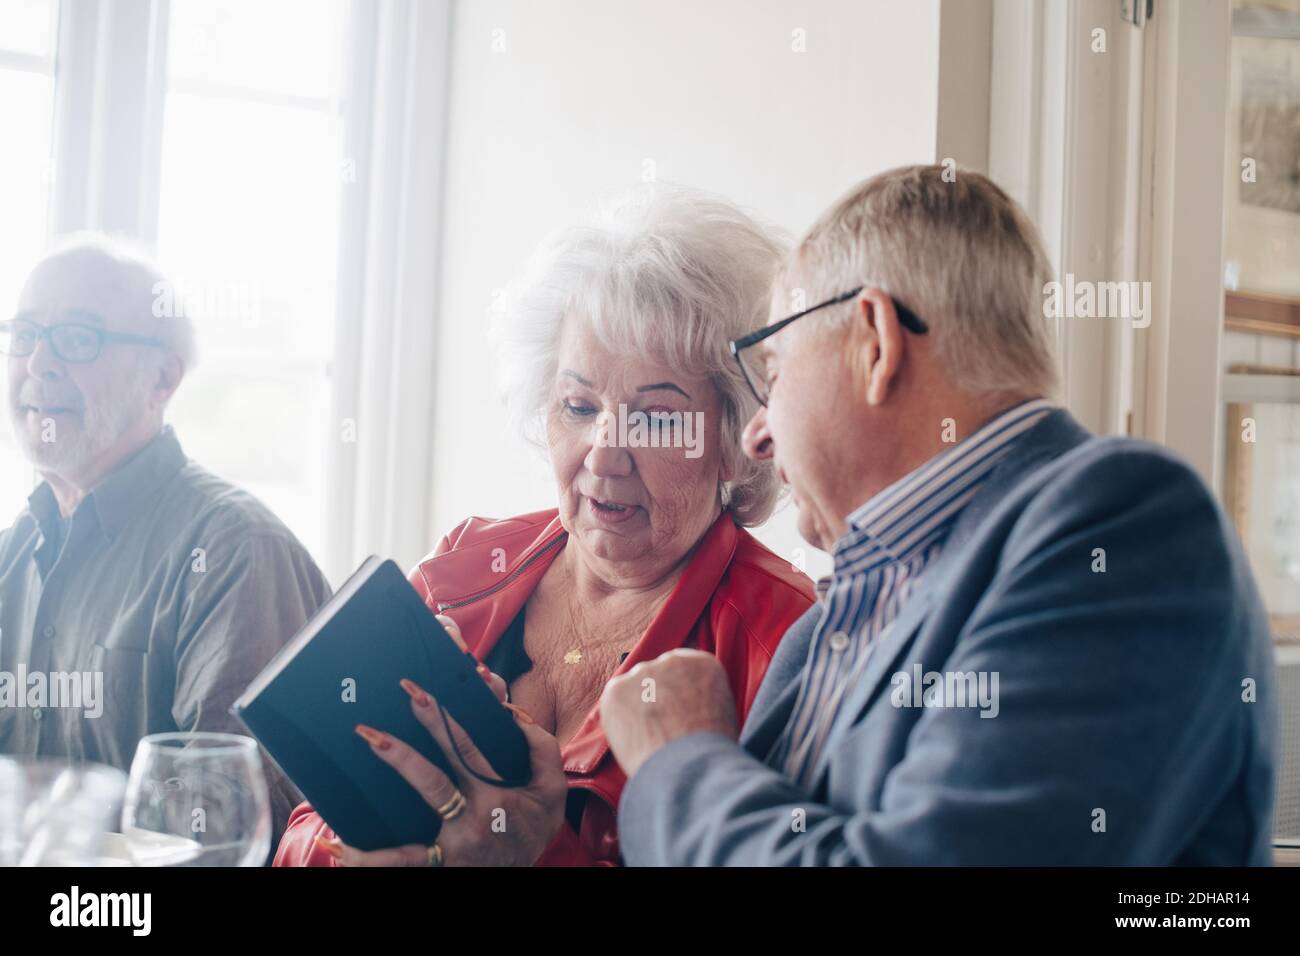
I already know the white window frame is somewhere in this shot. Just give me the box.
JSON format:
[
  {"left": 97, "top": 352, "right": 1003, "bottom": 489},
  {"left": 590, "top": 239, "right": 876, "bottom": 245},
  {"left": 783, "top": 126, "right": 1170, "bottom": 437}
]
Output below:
[
  {"left": 48, "top": 0, "right": 170, "bottom": 239},
  {"left": 34, "top": 0, "right": 454, "bottom": 581},
  {"left": 989, "top": 0, "right": 1230, "bottom": 489},
  {"left": 1137, "top": 0, "right": 1232, "bottom": 489},
  {"left": 324, "top": 0, "right": 452, "bottom": 583},
  {"left": 0, "top": 0, "right": 63, "bottom": 503}
]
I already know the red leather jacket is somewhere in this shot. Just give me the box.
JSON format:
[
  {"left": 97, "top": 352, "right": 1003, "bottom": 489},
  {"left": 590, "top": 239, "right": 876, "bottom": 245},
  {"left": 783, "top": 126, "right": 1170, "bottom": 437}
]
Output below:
[{"left": 273, "top": 507, "right": 814, "bottom": 866}]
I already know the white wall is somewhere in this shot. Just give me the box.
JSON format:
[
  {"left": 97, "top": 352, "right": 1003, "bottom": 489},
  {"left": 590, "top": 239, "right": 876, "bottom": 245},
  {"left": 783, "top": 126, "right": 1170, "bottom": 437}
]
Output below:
[{"left": 427, "top": 0, "right": 949, "bottom": 581}]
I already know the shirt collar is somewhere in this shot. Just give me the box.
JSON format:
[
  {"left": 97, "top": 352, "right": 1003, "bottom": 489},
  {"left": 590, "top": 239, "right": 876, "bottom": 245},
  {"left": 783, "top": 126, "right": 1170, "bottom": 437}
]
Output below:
[
  {"left": 26, "top": 481, "right": 63, "bottom": 544},
  {"left": 831, "top": 398, "right": 1058, "bottom": 575},
  {"left": 28, "top": 426, "right": 188, "bottom": 542}
]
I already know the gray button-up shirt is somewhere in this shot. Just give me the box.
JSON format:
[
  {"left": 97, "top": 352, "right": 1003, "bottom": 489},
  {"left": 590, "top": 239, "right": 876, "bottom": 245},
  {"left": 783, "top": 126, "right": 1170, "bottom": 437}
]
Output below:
[{"left": 0, "top": 426, "right": 331, "bottom": 849}]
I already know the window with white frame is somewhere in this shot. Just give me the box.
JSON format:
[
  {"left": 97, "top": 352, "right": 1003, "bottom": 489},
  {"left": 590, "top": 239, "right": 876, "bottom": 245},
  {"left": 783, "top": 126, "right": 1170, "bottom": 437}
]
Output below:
[
  {"left": 0, "top": 0, "right": 59, "bottom": 520},
  {"left": 0, "top": 0, "right": 445, "bottom": 580},
  {"left": 0, "top": 0, "right": 349, "bottom": 566},
  {"left": 157, "top": 0, "right": 348, "bottom": 565}
]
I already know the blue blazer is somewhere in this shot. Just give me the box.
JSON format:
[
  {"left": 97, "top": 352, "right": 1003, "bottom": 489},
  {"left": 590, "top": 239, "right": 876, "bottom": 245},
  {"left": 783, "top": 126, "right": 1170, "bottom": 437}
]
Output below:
[{"left": 618, "top": 407, "right": 1279, "bottom": 865}]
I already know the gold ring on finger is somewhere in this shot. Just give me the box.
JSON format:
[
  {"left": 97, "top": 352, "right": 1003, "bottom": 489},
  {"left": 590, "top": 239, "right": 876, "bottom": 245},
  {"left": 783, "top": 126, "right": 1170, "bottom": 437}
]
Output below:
[{"left": 436, "top": 789, "right": 468, "bottom": 822}]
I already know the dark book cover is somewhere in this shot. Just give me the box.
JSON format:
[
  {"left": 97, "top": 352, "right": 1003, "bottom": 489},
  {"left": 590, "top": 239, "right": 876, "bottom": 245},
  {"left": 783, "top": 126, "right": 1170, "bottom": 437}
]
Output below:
[{"left": 232, "top": 557, "right": 530, "bottom": 851}]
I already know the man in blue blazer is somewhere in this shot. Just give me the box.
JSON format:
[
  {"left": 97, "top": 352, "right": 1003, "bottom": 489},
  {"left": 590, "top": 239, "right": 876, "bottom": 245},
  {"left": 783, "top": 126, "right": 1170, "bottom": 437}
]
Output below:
[{"left": 600, "top": 165, "right": 1278, "bottom": 865}]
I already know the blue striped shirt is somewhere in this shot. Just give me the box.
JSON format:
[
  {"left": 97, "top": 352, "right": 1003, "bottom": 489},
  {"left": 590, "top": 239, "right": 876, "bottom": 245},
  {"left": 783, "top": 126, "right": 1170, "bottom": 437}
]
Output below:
[{"left": 770, "top": 398, "right": 1058, "bottom": 788}]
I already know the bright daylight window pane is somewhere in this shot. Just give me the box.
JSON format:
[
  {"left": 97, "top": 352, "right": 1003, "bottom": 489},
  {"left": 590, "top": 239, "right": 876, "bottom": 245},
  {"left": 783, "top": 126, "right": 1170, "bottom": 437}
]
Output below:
[
  {"left": 0, "top": 7, "right": 56, "bottom": 524},
  {"left": 0, "top": 69, "right": 54, "bottom": 347},
  {"left": 156, "top": 1, "right": 345, "bottom": 567},
  {"left": 0, "top": 0, "right": 57, "bottom": 57},
  {"left": 166, "top": 0, "right": 343, "bottom": 100}
]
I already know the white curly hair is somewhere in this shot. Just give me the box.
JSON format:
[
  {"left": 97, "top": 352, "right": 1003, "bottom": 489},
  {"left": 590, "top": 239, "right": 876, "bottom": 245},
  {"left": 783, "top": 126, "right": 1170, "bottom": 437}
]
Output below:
[{"left": 493, "top": 183, "right": 788, "bottom": 526}]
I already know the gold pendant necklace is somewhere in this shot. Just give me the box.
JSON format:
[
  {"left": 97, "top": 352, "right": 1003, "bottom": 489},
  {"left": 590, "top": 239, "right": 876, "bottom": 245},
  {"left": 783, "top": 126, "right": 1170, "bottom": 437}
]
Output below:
[
  {"left": 563, "top": 606, "right": 590, "bottom": 664},
  {"left": 562, "top": 588, "right": 586, "bottom": 664},
  {"left": 564, "top": 640, "right": 634, "bottom": 666}
]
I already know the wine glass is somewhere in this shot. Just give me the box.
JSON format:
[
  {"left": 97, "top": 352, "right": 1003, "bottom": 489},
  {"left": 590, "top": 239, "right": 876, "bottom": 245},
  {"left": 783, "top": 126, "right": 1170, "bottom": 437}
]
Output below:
[
  {"left": 121, "top": 732, "right": 271, "bottom": 866},
  {"left": 0, "top": 757, "right": 127, "bottom": 866}
]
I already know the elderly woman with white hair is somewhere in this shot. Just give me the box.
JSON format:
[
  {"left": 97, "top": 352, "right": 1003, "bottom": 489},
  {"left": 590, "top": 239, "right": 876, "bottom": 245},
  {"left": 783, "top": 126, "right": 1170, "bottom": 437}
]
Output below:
[{"left": 274, "top": 185, "right": 815, "bottom": 867}]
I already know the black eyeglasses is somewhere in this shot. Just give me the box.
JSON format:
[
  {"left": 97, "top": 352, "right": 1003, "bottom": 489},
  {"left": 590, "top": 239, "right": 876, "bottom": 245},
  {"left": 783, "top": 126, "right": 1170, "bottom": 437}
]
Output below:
[
  {"left": 0, "top": 317, "right": 166, "bottom": 364},
  {"left": 728, "top": 286, "right": 929, "bottom": 406}
]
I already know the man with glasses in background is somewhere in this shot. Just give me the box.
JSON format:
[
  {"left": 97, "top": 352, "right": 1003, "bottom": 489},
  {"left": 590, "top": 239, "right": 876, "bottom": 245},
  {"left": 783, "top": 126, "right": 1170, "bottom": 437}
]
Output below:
[
  {"left": 0, "top": 235, "right": 330, "bottom": 852},
  {"left": 600, "top": 165, "right": 1278, "bottom": 865}
]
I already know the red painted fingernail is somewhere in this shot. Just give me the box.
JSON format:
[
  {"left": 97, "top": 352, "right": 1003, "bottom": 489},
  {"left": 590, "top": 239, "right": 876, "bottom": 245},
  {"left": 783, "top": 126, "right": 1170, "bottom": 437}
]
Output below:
[
  {"left": 314, "top": 835, "right": 344, "bottom": 859},
  {"left": 399, "top": 678, "right": 431, "bottom": 707},
  {"left": 355, "top": 724, "right": 392, "bottom": 750},
  {"left": 504, "top": 702, "right": 535, "bottom": 725}
]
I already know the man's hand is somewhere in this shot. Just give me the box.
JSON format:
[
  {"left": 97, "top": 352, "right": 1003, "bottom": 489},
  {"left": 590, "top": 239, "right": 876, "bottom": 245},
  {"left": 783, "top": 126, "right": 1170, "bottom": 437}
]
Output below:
[{"left": 600, "top": 649, "right": 738, "bottom": 778}]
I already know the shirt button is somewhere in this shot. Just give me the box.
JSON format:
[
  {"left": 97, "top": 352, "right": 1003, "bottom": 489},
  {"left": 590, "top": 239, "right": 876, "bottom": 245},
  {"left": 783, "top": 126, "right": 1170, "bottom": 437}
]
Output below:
[
  {"left": 829, "top": 631, "right": 850, "bottom": 653},
  {"left": 42, "top": 625, "right": 56, "bottom": 639},
  {"left": 32, "top": 708, "right": 43, "bottom": 721}
]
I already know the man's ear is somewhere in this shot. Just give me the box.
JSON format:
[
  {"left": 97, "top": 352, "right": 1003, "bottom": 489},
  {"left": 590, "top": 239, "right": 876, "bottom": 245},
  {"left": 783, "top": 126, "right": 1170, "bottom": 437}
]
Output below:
[
  {"left": 855, "top": 287, "right": 904, "bottom": 406},
  {"left": 152, "top": 353, "right": 185, "bottom": 407}
]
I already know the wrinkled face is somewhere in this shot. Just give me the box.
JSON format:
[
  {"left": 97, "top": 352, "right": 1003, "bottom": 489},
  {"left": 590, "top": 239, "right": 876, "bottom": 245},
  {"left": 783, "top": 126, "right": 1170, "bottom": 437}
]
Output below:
[
  {"left": 547, "top": 317, "right": 732, "bottom": 586},
  {"left": 742, "top": 297, "right": 863, "bottom": 552},
  {"left": 6, "top": 254, "right": 169, "bottom": 482}
]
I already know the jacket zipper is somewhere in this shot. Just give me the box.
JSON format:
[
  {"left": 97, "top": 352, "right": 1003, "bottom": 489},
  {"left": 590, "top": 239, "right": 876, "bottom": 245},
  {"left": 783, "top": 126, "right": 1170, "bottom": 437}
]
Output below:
[{"left": 435, "top": 533, "right": 566, "bottom": 612}]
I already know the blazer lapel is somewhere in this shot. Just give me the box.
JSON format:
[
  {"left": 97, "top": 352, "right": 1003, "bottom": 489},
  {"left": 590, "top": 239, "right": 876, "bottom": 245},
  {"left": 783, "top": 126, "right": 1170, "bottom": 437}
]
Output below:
[
  {"left": 740, "top": 668, "right": 806, "bottom": 758},
  {"left": 740, "top": 603, "right": 822, "bottom": 756},
  {"left": 806, "top": 577, "right": 940, "bottom": 785}
]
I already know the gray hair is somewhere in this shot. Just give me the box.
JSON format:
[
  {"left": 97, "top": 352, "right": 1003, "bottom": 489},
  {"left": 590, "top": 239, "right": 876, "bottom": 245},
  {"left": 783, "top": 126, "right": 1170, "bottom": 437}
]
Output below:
[
  {"left": 37, "top": 232, "right": 199, "bottom": 372},
  {"left": 494, "top": 183, "right": 787, "bottom": 527},
  {"left": 777, "top": 164, "right": 1059, "bottom": 398}
]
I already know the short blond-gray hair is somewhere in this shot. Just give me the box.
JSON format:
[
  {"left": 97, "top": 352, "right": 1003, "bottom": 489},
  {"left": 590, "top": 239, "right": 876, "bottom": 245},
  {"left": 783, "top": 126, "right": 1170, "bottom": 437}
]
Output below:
[
  {"left": 494, "top": 183, "right": 787, "bottom": 526},
  {"left": 777, "top": 164, "right": 1059, "bottom": 397}
]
